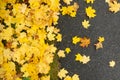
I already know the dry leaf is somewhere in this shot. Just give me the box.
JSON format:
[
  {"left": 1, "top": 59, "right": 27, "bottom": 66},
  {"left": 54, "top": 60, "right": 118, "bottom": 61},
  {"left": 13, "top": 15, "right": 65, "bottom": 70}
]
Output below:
[
  {"left": 81, "top": 55, "right": 90, "bottom": 64},
  {"left": 80, "top": 37, "right": 90, "bottom": 48},
  {"left": 58, "top": 68, "right": 68, "bottom": 79},
  {"left": 94, "top": 42, "right": 103, "bottom": 49},
  {"left": 82, "top": 19, "right": 90, "bottom": 29},
  {"left": 109, "top": 60, "right": 116, "bottom": 67},
  {"left": 109, "top": 1, "right": 120, "bottom": 13}
]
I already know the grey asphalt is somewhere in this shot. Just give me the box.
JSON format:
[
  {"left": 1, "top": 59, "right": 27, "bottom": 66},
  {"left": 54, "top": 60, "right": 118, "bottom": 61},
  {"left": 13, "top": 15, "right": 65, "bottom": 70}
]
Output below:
[{"left": 57, "top": 0, "right": 120, "bottom": 80}]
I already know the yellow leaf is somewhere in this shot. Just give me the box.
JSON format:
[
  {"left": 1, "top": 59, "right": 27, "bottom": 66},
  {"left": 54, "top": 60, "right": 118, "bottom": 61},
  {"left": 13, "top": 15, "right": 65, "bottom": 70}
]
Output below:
[
  {"left": 63, "top": 0, "right": 73, "bottom": 5},
  {"left": 58, "top": 68, "right": 68, "bottom": 79},
  {"left": 47, "top": 32, "right": 55, "bottom": 41},
  {"left": 56, "top": 33, "right": 62, "bottom": 42},
  {"left": 61, "top": 3, "right": 79, "bottom": 17},
  {"left": 16, "top": 77, "right": 22, "bottom": 80},
  {"left": 75, "top": 53, "right": 83, "bottom": 61},
  {"left": 65, "top": 47, "right": 71, "bottom": 54},
  {"left": 109, "top": 60, "right": 116, "bottom": 68},
  {"left": 86, "top": 6, "right": 96, "bottom": 18},
  {"left": 72, "top": 36, "right": 81, "bottom": 44},
  {"left": 94, "top": 42, "right": 103, "bottom": 49},
  {"left": 41, "top": 75, "right": 50, "bottom": 80},
  {"left": 85, "top": 0, "right": 94, "bottom": 4},
  {"left": 81, "top": 55, "right": 90, "bottom": 64},
  {"left": 82, "top": 20, "right": 90, "bottom": 29},
  {"left": 109, "top": 1, "right": 120, "bottom": 13},
  {"left": 72, "top": 74, "right": 80, "bottom": 80},
  {"left": 57, "top": 50, "right": 65, "bottom": 58},
  {"left": 98, "top": 36, "right": 105, "bottom": 42},
  {"left": 75, "top": 53, "right": 90, "bottom": 64}
]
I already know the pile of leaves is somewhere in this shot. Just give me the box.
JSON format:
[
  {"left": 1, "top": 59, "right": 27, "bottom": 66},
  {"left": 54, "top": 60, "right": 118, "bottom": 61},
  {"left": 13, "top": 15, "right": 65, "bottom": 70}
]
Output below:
[{"left": 0, "top": 0, "right": 62, "bottom": 80}]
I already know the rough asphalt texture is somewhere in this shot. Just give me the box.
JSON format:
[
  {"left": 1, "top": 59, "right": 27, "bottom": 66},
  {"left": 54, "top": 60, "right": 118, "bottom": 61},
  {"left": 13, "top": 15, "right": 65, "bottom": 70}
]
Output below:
[{"left": 57, "top": 0, "right": 120, "bottom": 80}]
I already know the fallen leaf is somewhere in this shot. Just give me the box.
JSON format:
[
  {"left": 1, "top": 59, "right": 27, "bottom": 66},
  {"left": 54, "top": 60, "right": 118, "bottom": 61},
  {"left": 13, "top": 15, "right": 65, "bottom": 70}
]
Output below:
[
  {"left": 98, "top": 36, "right": 105, "bottom": 43},
  {"left": 82, "top": 19, "right": 90, "bottom": 29},
  {"left": 63, "top": 0, "right": 73, "bottom": 5},
  {"left": 109, "top": 60, "right": 116, "bottom": 68},
  {"left": 80, "top": 37, "right": 90, "bottom": 48},
  {"left": 109, "top": 1, "right": 120, "bottom": 13},
  {"left": 86, "top": 6, "right": 96, "bottom": 18},
  {"left": 64, "top": 75, "right": 72, "bottom": 80},
  {"left": 58, "top": 68, "right": 68, "bottom": 79},
  {"left": 72, "top": 74, "right": 80, "bottom": 80},
  {"left": 65, "top": 47, "right": 71, "bottom": 54},
  {"left": 81, "top": 55, "right": 90, "bottom": 64},
  {"left": 94, "top": 42, "right": 103, "bottom": 49},
  {"left": 75, "top": 53, "right": 83, "bottom": 61},
  {"left": 72, "top": 36, "right": 81, "bottom": 44},
  {"left": 57, "top": 50, "right": 65, "bottom": 58}
]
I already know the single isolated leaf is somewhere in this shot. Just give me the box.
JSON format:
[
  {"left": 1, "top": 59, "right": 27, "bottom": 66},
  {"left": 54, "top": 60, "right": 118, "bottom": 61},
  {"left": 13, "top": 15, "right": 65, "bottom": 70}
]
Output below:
[
  {"left": 109, "top": 1, "right": 120, "bottom": 13},
  {"left": 85, "top": 0, "right": 94, "bottom": 4},
  {"left": 57, "top": 50, "right": 65, "bottom": 58},
  {"left": 98, "top": 36, "right": 105, "bottom": 43},
  {"left": 72, "top": 36, "right": 81, "bottom": 44},
  {"left": 64, "top": 75, "right": 72, "bottom": 80},
  {"left": 82, "top": 19, "right": 90, "bottom": 29},
  {"left": 109, "top": 60, "right": 116, "bottom": 68},
  {"left": 80, "top": 37, "right": 90, "bottom": 48},
  {"left": 65, "top": 47, "right": 71, "bottom": 54},
  {"left": 58, "top": 68, "right": 68, "bottom": 79},
  {"left": 94, "top": 42, "right": 103, "bottom": 49},
  {"left": 86, "top": 6, "right": 96, "bottom": 18}
]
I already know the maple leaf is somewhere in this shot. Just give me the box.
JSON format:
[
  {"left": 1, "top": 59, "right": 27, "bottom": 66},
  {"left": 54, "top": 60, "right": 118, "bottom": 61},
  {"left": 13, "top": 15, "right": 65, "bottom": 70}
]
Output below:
[
  {"left": 81, "top": 55, "right": 90, "bottom": 64},
  {"left": 58, "top": 68, "right": 68, "bottom": 79},
  {"left": 56, "top": 33, "right": 62, "bottom": 42},
  {"left": 94, "top": 42, "right": 103, "bottom": 49},
  {"left": 85, "top": 0, "right": 94, "bottom": 4},
  {"left": 109, "top": 60, "right": 116, "bottom": 67},
  {"left": 75, "top": 53, "right": 83, "bottom": 61},
  {"left": 98, "top": 36, "right": 105, "bottom": 43},
  {"left": 72, "top": 74, "right": 80, "bottom": 80},
  {"left": 72, "top": 36, "right": 81, "bottom": 44},
  {"left": 82, "top": 19, "right": 90, "bottom": 29},
  {"left": 86, "top": 6, "right": 96, "bottom": 18},
  {"left": 80, "top": 37, "right": 90, "bottom": 48},
  {"left": 47, "top": 32, "right": 55, "bottom": 41},
  {"left": 65, "top": 47, "right": 71, "bottom": 54},
  {"left": 64, "top": 75, "right": 72, "bottom": 80},
  {"left": 57, "top": 50, "right": 65, "bottom": 58},
  {"left": 109, "top": 1, "right": 120, "bottom": 13}
]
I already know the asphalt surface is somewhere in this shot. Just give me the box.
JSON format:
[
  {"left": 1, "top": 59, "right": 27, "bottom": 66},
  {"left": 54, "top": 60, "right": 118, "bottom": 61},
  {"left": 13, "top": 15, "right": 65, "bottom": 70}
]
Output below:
[{"left": 57, "top": 0, "right": 120, "bottom": 80}]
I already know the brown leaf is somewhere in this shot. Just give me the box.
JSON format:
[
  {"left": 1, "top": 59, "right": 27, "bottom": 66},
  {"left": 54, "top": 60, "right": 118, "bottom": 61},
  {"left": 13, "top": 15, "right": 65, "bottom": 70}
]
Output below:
[{"left": 80, "top": 37, "right": 90, "bottom": 48}]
